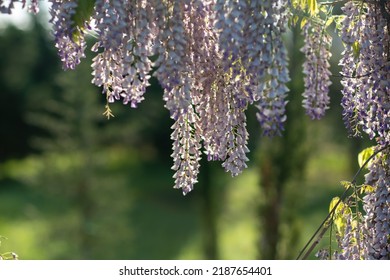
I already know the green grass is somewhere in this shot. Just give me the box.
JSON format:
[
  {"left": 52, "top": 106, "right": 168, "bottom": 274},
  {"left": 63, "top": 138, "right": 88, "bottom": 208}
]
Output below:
[
  {"left": 0, "top": 141, "right": 353, "bottom": 260},
  {"left": 297, "top": 141, "right": 352, "bottom": 259}
]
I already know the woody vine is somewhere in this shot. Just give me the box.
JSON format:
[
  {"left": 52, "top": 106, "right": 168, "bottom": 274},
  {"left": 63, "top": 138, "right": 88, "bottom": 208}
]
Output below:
[{"left": 0, "top": 0, "right": 389, "bottom": 259}]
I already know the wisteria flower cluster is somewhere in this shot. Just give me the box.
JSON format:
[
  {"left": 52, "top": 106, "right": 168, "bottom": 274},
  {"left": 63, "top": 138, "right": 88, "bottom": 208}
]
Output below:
[
  {"left": 301, "top": 20, "right": 332, "bottom": 119},
  {"left": 0, "top": 0, "right": 38, "bottom": 14},
  {"left": 334, "top": 149, "right": 390, "bottom": 260},
  {"left": 2, "top": 0, "right": 292, "bottom": 194},
  {"left": 333, "top": 1, "right": 389, "bottom": 259},
  {"left": 2, "top": 0, "right": 390, "bottom": 260},
  {"left": 362, "top": 151, "right": 390, "bottom": 259},
  {"left": 0, "top": 0, "right": 388, "bottom": 180},
  {"left": 339, "top": 1, "right": 390, "bottom": 146}
]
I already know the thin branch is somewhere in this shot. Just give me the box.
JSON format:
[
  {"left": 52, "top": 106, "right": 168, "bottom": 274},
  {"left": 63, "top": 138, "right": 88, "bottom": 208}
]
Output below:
[
  {"left": 320, "top": 0, "right": 349, "bottom": 6},
  {"left": 332, "top": 63, "right": 388, "bottom": 79},
  {"left": 296, "top": 145, "right": 389, "bottom": 260}
]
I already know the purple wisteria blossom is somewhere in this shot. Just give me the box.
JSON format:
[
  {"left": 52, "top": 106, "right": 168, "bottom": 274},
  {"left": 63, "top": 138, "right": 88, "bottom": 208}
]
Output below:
[
  {"left": 171, "top": 106, "right": 202, "bottom": 195},
  {"left": 333, "top": 1, "right": 389, "bottom": 259},
  {"left": 0, "top": 0, "right": 290, "bottom": 193},
  {"left": 334, "top": 213, "right": 363, "bottom": 260},
  {"left": 301, "top": 21, "right": 332, "bottom": 120},
  {"left": 91, "top": 0, "right": 154, "bottom": 108},
  {"left": 24, "top": 0, "right": 39, "bottom": 14},
  {"left": 3, "top": 0, "right": 387, "bottom": 204},
  {"left": 340, "top": 1, "right": 390, "bottom": 145},
  {"left": 0, "top": 0, "right": 16, "bottom": 14},
  {"left": 362, "top": 149, "right": 390, "bottom": 259},
  {"left": 332, "top": 148, "right": 390, "bottom": 260},
  {"left": 0, "top": 0, "right": 39, "bottom": 14},
  {"left": 256, "top": 36, "right": 289, "bottom": 136},
  {"left": 49, "top": 0, "right": 87, "bottom": 70}
]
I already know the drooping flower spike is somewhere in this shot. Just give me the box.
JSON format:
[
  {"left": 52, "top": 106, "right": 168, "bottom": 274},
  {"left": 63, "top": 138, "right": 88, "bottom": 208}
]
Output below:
[{"left": 1, "top": 1, "right": 388, "bottom": 196}]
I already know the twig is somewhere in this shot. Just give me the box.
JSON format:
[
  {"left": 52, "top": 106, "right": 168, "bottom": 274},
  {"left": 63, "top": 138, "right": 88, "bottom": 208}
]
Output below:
[
  {"left": 332, "top": 63, "right": 388, "bottom": 79},
  {"left": 296, "top": 145, "right": 389, "bottom": 260},
  {"left": 320, "top": 0, "right": 349, "bottom": 6}
]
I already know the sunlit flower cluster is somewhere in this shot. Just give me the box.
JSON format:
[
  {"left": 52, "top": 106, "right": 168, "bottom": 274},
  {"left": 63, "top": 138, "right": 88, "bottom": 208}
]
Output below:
[
  {"left": 332, "top": 1, "right": 389, "bottom": 259},
  {"left": 49, "top": 0, "right": 87, "bottom": 70},
  {"left": 340, "top": 1, "right": 390, "bottom": 145},
  {"left": 1, "top": 1, "right": 389, "bottom": 206},
  {"left": 24, "top": 0, "right": 290, "bottom": 194},
  {"left": 333, "top": 151, "right": 390, "bottom": 260},
  {"left": 331, "top": 148, "right": 390, "bottom": 260},
  {"left": 215, "top": 0, "right": 290, "bottom": 136},
  {"left": 91, "top": 0, "right": 154, "bottom": 108},
  {"left": 336, "top": 2, "right": 389, "bottom": 258},
  {"left": 0, "top": 0, "right": 38, "bottom": 13},
  {"left": 301, "top": 21, "right": 332, "bottom": 120},
  {"left": 362, "top": 151, "right": 390, "bottom": 259},
  {"left": 334, "top": 212, "right": 362, "bottom": 260}
]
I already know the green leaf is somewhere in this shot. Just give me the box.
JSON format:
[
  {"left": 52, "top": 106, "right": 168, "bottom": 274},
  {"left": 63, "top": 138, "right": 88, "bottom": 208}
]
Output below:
[
  {"left": 300, "top": 17, "right": 308, "bottom": 29},
  {"left": 340, "top": 180, "right": 352, "bottom": 189},
  {"left": 359, "top": 184, "right": 375, "bottom": 194},
  {"left": 319, "top": 4, "right": 328, "bottom": 14},
  {"left": 307, "top": 0, "right": 318, "bottom": 16},
  {"left": 358, "top": 146, "right": 375, "bottom": 168},
  {"left": 329, "top": 197, "right": 351, "bottom": 236},
  {"left": 325, "top": 17, "right": 334, "bottom": 28},
  {"left": 292, "top": 15, "right": 300, "bottom": 27},
  {"left": 352, "top": 41, "right": 361, "bottom": 59},
  {"left": 333, "top": 15, "right": 346, "bottom": 33},
  {"left": 292, "top": 0, "right": 306, "bottom": 10},
  {"left": 329, "top": 197, "right": 341, "bottom": 214}
]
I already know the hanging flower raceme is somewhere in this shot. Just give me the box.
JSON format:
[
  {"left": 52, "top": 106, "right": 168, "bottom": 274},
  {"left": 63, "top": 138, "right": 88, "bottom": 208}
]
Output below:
[
  {"left": 171, "top": 105, "right": 202, "bottom": 195},
  {"left": 301, "top": 21, "right": 332, "bottom": 120},
  {"left": 3, "top": 0, "right": 386, "bottom": 262},
  {"left": 0, "top": 0, "right": 293, "bottom": 194},
  {"left": 362, "top": 149, "right": 390, "bottom": 259},
  {"left": 48, "top": 0, "right": 88, "bottom": 70},
  {"left": 0, "top": 0, "right": 16, "bottom": 14},
  {"left": 91, "top": 0, "right": 154, "bottom": 108},
  {"left": 26, "top": 0, "right": 39, "bottom": 14},
  {"left": 214, "top": 0, "right": 290, "bottom": 137},
  {"left": 256, "top": 34, "right": 290, "bottom": 137},
  {"left": 0, "top": 0, "right": 39, "bottom": 14},
  {"left": 339, "top": 1, "right": 390, "bottom": 145}
]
